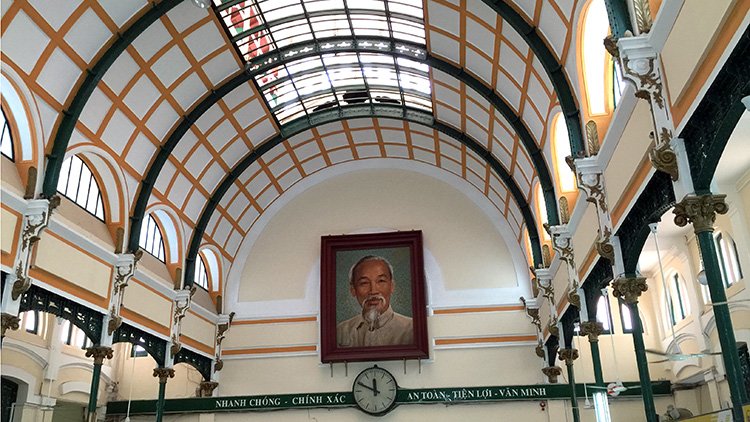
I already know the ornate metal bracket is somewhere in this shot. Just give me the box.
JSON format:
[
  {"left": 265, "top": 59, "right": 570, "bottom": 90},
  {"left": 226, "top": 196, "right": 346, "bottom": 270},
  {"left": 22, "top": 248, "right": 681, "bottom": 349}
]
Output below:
[
  {"left": 86, "top": 346, "right": 114, "bottom": 365},
  {"left": 611, "top": 276, "right": 648, "bottom": 304},
  {"left": 153, "top": 367, "right": 176, "bottom": 384},
  {"left": 11, "top": 197, "right": 60, "bottom": 301},
  {"left": 542, "top": 366, "right": 563, "bottom": 384},
  {"left": 1, "top": 313, "right": 21, "bottom": 337},
  {"left": 557, "top": 348, "right": 579, "bottom": 366},
  {"left": 198, "top": 381, "right": 219, "bottom": 397},
  {"left": 648, "top": 131, "right": 679, "bottom": 180},
  {"left": 579, "top": 321, "right": 604, "bottom": 343},
  {"left": 673, "top": 194, "right": 728, "bottom": 234}
]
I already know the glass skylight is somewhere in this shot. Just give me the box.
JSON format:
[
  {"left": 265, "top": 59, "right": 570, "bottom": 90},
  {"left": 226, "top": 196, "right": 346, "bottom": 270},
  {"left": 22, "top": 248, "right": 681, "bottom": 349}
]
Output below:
[{"left": 213, "top": 0, "right": 431, "bottom": 124}]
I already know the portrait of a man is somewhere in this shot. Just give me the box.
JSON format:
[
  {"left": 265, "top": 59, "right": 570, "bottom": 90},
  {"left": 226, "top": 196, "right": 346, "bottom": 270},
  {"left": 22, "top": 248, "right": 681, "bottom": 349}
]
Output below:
[
  {"left": 320, "top": 230, "right": 428, "bottom": 363},
  {"left": 337, "top": 255, "right": 413, "bottom": 347}
]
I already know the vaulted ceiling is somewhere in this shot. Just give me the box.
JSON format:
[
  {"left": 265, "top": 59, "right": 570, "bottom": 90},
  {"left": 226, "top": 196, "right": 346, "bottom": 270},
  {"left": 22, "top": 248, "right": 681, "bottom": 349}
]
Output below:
[{"left": 1, "top": 0, "right": 587, "bottom": 287}]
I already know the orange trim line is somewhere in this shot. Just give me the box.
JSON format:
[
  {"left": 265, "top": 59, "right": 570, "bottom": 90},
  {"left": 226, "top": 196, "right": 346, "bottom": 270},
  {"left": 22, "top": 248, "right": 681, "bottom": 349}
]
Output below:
[
  {"left": 181, "top": 335, "right": 214, "bottom": 355},
  {"left": 611, "top": 156, "right": 652, "bottom": 228},
  {"left": 435, "top": 335, "right": 537, "bottom": 345},
  {"left": 433, "top": 305, "right": 525, "bottom": 314},
  {"left": 120, "top": 308, "right": 170, "bottom": 336},
  {"left": 223, "top": 345, "right": 317, "bottom": 355},
  {"left": 29, "top": 267, "right": 109, "bottom": 309},
  {"left": 232, "top": 316, "right": 317, "bottom": 325},
  {"left": 130, "top": 277, "right": 173, "bottom": 301},
  {"left": 1, "top": 204, "right": 21, "bottom": 265},
  {"left": 671, "top": 0, "right": 749, "bottom": 126}
]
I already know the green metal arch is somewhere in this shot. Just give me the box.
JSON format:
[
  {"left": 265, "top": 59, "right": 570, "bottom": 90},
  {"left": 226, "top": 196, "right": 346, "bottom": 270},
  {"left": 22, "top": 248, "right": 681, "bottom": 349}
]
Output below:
[
  {"left": 128, "top": 37, "right": 559, "bottom": 258},
  {"left": 182, "top": 104, "right": 544, "bottom": 285},
  {"left": 479, "top": 1, "right": 584, "bottom": 155},
  {"left": 41, "top": 0, "right": 184, "bottom": 199}
]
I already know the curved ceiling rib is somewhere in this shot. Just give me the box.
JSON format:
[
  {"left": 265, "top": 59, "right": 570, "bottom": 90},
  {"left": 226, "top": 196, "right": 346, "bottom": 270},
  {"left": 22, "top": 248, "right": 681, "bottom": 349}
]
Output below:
[
  {"left": 479, "top": 0, "right": 584, "bottom": 155},
  {"left": 127, "top": 38, "right": 557, "bottom": 256},
  {"left": 41, "top": 0, "right": 184, "bottom": 199},
  {"left": 181, "top": 104, "right": 544, "bottom": 285}
]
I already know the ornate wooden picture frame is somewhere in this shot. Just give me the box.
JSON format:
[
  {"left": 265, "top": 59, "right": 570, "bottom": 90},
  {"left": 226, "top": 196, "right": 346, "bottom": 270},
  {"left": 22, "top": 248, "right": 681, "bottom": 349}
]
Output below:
[{"left": 320, "top": 230, "right": 428, "bottom": 363}]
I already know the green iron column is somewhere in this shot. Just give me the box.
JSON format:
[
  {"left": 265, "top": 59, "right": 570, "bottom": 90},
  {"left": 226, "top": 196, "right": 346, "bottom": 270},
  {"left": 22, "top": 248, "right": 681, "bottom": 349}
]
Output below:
[
  {"left": 580, "top": 321, "right": 605, "bottom": 386},
  {"left": 85, "top": 346, "right": 113, "bottom": 422},
  {"left": 559, "top": 348, "right": 581, "bottom": 422},
  {"left": 153, "top": 367, "right": 175, "bottom": 422},
  {"left": 674, "top": 194, "right": 748, "bottom": 421},
  {"left": 612, "top": 276, "right": 656, "bottom": 422}
]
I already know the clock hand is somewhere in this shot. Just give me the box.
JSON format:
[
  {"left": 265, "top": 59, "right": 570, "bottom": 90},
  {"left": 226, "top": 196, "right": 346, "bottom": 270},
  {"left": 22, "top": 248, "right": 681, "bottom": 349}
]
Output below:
[
  {"left": 372, "top": 378, "right": 380, "bottom": 396},
  {"left": 357, "top": 381, "right": 377, "bottom": 394}
]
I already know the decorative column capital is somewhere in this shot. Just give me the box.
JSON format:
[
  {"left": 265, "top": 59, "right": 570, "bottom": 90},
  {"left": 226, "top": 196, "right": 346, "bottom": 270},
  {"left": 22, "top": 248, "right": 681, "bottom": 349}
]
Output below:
[
  {"left": 541, "top": 366, "right": 563, "bottom": 384},
  {"left": 673, "top": 194, "right": 728, "bottom": 234},
  {"left": 579, "top": 321, "right": 604, "bottom": 342},
  {"left": 85, "top": 346, "right": 114, "bottom": 365},
  {"left": 611, "top": 276, "right": 648, "bottom": 304},
  {"left": 198, "top": 381, "right": 219, "bottom": 397},
  {"left": 1, "top": 313, "right": 21, "bottom": 337},
  {"left": 153, "top": 367, "right": 176, "bottom": 384},
  {"left": 558, "top": 348, "right": 579, "bottom": 365}
]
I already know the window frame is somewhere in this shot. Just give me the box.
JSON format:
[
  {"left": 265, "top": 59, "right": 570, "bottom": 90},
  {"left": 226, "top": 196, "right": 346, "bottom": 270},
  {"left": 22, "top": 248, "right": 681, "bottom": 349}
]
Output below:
[
  {"left": 1, "top": 106, "right": 15, "bottom": 161},
  {"left": 195, "top": 253, "right": 210, "bottom": 290},
  {"left": 714, "top": 232, "right": 743, "bottom": 288},
  {"left": 594, "top": 295, "right": 614, "bottom": 335},
  {"left": 56, "top": 154, "right": 106, "bottom": 221},
  {"left": 139, "top": 214, "right": 167, "bottom": 262}
]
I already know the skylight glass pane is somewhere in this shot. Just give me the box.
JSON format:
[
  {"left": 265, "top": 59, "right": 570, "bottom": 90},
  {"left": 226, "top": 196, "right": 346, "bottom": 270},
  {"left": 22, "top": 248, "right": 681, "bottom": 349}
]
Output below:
[{"left": 214, "top": 0, "right": 429, "bottom": 124}]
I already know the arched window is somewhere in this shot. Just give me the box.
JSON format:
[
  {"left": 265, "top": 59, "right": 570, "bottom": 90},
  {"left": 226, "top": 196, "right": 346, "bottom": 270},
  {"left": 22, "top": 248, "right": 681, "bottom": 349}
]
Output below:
[
  {"left": 60, "top": 320, "right": 92, "bottom": 349},
  {"left": 1, "top": 107, "right": 14, "bottom": 160},
  {"left": 612, "top": 58, "right": 625, "bottom": 108},
  {"left": 139, "top": 214, "right": 166, "bottom": 262},
  {"left": 552, "top": 113, "right": 576, "bottom": 192},
  {"left": 580, "top": 0, "right": 610, "bottom": 116},
  {"left": 621, "top": 302, "right": 633, "bottom": 333},
  {"left": 21, "top": 311, "right": 39, "bottom": 335},
  {"left": 57, "top": 155, "right": 105, "bottom": 221},
  {"left": 130, "top": 343, "right": 148, "bottom": 358},
  {"left": 715, "top": 232, "right": 743, "bottom": 287},
  {"left": 668, "top": 272, "right": 690, "bottom": 325},
  {"left": 195, "top": 254, "right": 209, "bottom": 290},
  {"left": 595, "top": 295, "right": 613, "bottom": 334},
  {"left": 536, "top": 184, "right": 549, "bottom": 241}
]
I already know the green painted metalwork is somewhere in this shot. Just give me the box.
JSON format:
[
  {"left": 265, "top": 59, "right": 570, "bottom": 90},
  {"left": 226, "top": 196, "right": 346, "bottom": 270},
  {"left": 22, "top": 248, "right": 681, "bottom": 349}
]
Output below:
[
  {"left": 627, "top": 300, "right": 657, "bottom": 422},
  {"left": 19, "top": 284, "right": 103, "bottom": 344},
  {"left": 589, "top": 340, "right": 604, "bottom": 386},
  {"left": 87, "top": 362, "right": 103, "bottom": 418},
  {"left": 681, "top": 27, "right": 749, "bottom": 193},
  {"left": 174, "top": 347, "right": 212, "bottom": 381},
  {"left": 112, "top": 323, "right": 167, "bottom": 367},
  {"left": 480, "top": 1, "right": 584, "bottom": 155},
  {"left": 182, "top": 104, "right": 545, "bottom": 285},
  {"left": 128, "top": 37, "right": 558, "bottom": 259},
  {"left": 41, "top": 0, "right": 184, "bottom": 199},
  {"left": 566, "top": 363, "right": 580, "bottom": 422},
  {"left": 603, "top": 0, "right": 633, "bottom": 39},
  {"left": 106, "top": 380, "right": 672, "bottom": 415},
  {"left": 156, "top": 378, "right": 167, "bottom": 422},
  {"left": 698, "top": 230, "right": 748, "bottom": 421}
]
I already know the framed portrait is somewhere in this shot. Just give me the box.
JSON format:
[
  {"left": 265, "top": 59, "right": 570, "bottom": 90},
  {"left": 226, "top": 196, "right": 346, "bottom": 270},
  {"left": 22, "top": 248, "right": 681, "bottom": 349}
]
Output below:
[{"left": 320, "top": 230, "right": 428, "bottom": 363}]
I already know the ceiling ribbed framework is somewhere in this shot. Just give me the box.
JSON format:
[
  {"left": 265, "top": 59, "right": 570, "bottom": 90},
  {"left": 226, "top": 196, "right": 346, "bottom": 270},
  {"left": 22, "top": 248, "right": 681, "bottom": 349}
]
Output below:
[{"left": 1, "top": 0, "right": 585, "bottom": 284}]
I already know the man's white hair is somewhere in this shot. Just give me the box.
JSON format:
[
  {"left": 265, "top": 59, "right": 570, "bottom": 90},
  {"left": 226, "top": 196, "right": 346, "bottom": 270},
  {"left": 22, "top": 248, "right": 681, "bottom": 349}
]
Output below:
[{"left": 348, "top": 255, "right": 394, "bottom": 285}]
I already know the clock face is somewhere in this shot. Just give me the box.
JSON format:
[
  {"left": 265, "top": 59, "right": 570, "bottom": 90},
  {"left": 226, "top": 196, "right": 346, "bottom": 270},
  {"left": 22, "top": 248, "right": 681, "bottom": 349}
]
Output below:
[{"left": 352, "top": 366, "right": 398, "bottom": 416}]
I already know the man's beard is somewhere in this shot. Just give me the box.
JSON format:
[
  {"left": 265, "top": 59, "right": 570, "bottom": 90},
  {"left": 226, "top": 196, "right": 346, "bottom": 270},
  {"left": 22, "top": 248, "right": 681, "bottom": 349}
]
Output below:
[{"left": 361, "top": 294, "right": 386, "bottom": 325}]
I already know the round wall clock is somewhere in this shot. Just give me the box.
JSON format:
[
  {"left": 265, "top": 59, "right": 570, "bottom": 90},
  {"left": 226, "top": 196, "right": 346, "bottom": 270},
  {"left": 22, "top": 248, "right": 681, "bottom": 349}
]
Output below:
[{"left": 352, "top": 366, "right": 398, "bottom": 416}]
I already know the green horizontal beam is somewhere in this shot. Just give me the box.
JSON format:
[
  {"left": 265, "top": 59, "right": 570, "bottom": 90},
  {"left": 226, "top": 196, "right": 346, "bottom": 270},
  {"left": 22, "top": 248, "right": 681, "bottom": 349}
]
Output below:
[{"left": 106, "top": 380, "right": 671, "bottom": 415}]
